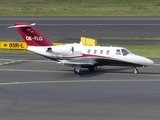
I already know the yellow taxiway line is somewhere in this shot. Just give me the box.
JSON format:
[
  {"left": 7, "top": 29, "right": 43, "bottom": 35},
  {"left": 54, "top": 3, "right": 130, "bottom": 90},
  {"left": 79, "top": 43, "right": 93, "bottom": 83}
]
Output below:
[
  {"left": 1, "top": 79, "right": 160, "bottom": 86},
  {"left": 0, "top": 68, "right": 160, "bottom": 77}
]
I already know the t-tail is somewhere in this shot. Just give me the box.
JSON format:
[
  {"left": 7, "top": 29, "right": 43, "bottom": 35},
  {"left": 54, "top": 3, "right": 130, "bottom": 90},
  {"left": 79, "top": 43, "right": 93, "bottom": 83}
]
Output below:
[{"left": 8, "top": 22, "right": 53, "bottom": 46}]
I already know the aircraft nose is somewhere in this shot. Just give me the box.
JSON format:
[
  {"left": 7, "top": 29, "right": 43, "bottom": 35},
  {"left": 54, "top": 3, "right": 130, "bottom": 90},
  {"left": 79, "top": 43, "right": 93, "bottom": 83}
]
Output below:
[
  {"left": 143, "top": 58, "right": 154, "bottom": 66},
  {"left": 142, "top": 57, "right": 154, "bottom": 66},
  {"left": 134, "top": 55, "right": 154, "bottom": 66}
]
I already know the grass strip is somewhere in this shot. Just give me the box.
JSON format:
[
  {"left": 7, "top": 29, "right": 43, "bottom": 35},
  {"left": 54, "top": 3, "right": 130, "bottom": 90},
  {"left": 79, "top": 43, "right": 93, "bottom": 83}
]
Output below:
[
  {"left": 0, "top": 49, "right": 33, "bottom": 54},
  {"left": 94, "top": 37, "right": 160, "bottom": 41},
  {"left": 0, "top": 0, "right": 160, "bottom": 16}
]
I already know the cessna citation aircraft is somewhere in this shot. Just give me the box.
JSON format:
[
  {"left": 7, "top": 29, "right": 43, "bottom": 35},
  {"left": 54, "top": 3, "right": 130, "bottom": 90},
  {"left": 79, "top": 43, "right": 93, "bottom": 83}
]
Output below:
[{"left": 8, "top": 22, "right": 154, "bottom": 74}]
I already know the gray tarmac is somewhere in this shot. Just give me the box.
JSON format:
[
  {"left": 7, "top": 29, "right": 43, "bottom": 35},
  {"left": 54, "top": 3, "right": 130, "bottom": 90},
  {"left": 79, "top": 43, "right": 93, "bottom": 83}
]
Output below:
[
  {"left": 0, "top": 54, "right": 160, "bottom": 120},
  {"left": 0, "top": 17, "right": 160, "bottom": 120},
  {"left": 1, "top": 16, "right": 160, "bottom": 44}
]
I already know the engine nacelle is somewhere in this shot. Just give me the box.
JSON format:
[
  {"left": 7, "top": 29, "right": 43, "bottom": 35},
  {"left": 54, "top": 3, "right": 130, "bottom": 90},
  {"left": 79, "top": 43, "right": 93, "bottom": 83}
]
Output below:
[{"left": 49, "top": 45, "right": 74, "bottom": 54}]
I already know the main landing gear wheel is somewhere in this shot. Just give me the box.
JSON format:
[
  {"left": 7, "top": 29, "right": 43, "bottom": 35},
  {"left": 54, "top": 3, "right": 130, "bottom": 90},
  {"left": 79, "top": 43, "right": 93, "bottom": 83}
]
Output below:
[
  {"left": 133, "top": 68, "right": 139, "bottom": 74},
  {"left": 88, "top": 67, "right": 95, "bottom": 72}
]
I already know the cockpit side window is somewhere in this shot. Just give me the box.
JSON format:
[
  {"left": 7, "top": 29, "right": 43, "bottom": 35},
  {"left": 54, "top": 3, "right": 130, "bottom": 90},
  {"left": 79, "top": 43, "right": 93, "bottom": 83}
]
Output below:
[
  {"left": 121, "top": 49, "right": 129, "bottom": 56},
  {"left": 116, "top": 49, "right": 121, "bottom": 55}
]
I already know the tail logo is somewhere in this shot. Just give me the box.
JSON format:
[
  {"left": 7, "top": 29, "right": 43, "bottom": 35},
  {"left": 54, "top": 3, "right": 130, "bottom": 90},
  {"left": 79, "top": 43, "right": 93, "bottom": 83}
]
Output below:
[{"left": 26, "top": 36, "right": 43, "bottom": 41}]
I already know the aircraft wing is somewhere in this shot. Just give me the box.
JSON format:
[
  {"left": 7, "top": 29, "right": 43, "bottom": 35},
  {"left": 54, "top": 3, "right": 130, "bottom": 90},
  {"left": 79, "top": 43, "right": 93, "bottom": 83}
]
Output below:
[{"left": 57, "top": 60, "right": 95, "bottom": 67}]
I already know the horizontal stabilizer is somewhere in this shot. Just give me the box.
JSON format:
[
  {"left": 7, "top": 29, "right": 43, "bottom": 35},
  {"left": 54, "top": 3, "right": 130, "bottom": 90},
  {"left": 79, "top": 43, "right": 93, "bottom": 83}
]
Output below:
[{"left": 8, "top": 23, "right": 36, "bottom": 28}]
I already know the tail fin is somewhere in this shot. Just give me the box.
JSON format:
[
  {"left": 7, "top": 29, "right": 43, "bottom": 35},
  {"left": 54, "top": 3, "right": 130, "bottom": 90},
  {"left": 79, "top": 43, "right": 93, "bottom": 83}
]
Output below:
[{"left": 8, "top": 22, "right": 53, "bottom": 46}]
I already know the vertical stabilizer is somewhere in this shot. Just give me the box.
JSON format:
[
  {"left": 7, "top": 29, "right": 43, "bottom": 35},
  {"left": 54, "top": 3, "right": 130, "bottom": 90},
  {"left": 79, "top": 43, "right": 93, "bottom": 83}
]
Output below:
[{"left": 8, "top": 22, "right": 53, "bottom": 46}]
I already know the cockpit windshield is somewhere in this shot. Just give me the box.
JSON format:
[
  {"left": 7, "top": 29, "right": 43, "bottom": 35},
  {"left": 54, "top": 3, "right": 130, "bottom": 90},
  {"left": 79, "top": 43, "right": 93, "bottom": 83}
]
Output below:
[{"left": 121, "top": 49, "right": 132, "bottom": 56}]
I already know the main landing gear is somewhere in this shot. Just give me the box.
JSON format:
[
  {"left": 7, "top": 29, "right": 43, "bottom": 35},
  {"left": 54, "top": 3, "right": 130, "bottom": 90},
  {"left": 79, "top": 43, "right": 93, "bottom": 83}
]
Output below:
[
  {"left": 73, "top": 66, "right": 96, "bottom": 74},
  {"left": 133, "top": 67, "right": 139, "bottom": 74},
  {"left": 74, "top": 65, "right": 81, "bottom": 74},
  {"left": 88, "top": 66, "right": 96, "bottom": 72}
]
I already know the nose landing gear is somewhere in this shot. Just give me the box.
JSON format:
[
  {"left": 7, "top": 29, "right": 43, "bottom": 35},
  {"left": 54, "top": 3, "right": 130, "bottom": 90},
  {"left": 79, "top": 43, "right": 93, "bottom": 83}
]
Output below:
[{"left": 133, "top": 67, "right": 139, "bottom": 74}]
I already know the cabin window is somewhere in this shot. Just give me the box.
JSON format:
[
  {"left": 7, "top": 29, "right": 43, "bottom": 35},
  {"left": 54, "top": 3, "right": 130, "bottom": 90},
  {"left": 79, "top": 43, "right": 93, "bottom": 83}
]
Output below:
[
  {"left": 94, "top": 50, "right": 97, "bottom": 54},
  {"left": 87, "top": 49, "right": 91, "bottom": 53},
  {"left": 116, "top": 49, "right": 121, "bottom": 55},
  {"left": 106, "top": 50, "right": 110, "bottom": 55},
  {"left": 100, "top": 50, "right": 103, "bottom": 54}
]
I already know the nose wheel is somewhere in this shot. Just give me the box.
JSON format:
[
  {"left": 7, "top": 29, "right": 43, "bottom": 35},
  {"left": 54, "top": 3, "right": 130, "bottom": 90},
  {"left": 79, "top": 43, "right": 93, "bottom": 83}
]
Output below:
[{"left": 133, "top": 68, "right": 139, "bottom": 74}]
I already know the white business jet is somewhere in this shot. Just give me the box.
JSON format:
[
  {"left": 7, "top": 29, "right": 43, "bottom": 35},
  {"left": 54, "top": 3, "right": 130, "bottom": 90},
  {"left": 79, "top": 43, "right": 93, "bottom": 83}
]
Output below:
[{"left": 8, "top": 22, "right": 154, "bottom": 74}]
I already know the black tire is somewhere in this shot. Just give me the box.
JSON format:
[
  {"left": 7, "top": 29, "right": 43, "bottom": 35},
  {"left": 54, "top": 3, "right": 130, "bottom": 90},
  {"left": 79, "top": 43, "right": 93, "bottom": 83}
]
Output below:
[
  {"left": 133, "top": 68, "right": 139, "bottom": 74},
  {"left": 88, "top": 67, "right": 95, "bottom": 72}
]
